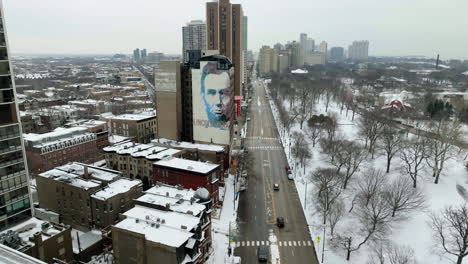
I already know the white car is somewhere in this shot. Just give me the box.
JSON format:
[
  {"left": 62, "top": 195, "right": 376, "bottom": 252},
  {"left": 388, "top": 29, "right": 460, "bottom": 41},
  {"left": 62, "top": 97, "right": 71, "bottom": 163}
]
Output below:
[
  {"left": 247, "top": 117, "right": 251, "bottom": 121},
  {"left": 288, "top": 174, "right": 294, "bottom": 180}
]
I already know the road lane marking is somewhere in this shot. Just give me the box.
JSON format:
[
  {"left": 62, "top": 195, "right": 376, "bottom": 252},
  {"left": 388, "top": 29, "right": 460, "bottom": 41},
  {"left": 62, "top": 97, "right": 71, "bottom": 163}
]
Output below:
[
  {"left": 307, "top": 241, "right": 312, "bottom": 246},
  {"left": 246, "top": 241, "right": 250, "bottom": 246},
  {"left": 261, "top": 241, "right": 264, "bottom": 245},
  {"left": 293, "top": 241, "right": 297, "bottom": 246},
  {"left": 289, "top": 241, "right": 292, "bottom": 246},
  {"left": 292, "top": 249, "right": 295, "bottom": 256},
  {"left": 279, "top": 241, "right": 282, "bottom": 246}
]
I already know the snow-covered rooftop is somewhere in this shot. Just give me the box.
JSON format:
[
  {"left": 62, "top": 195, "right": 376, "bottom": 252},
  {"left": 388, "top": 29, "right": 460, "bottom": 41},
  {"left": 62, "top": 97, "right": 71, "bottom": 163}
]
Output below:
[
  {"left": 39, "top": 162, "right": 121, "bottom": 189},
  {"left": 154, "top": 157, "right": 219, "bottom": 174},
  {"left": 153, "top": 138, "right": 225, "bottom": 152},
  {"left": 463, "top": 71, "right": 468, "bottom": 76},
  {"left": 115, "top": 205, "right": 200, "bottom": 248},
  {"left": 71, "top": 229, "right": 102, "bottom": 254},
  {"left": 104, "top": 142, "right": 182, "bottom": 160},
  {"left": 136, "top": 193, "right": 205, "bottom": 216},
  {"left": 91, "top": 178, "right": 141, "bottom": 200},
  {"left": 24, "top": 127, "right": 87, "bottom": 143},
  {"left": 108, "top": 135, "right": 132, "bottom": 144},
  {"left": 107, "top": 113, "right": 155, "bottom": 121},
  {"left": 0, "top": 217, "right": 64, "bottom": 247},
  {"left": 291, "top": 69, "right": 308, "bottom": 74}
]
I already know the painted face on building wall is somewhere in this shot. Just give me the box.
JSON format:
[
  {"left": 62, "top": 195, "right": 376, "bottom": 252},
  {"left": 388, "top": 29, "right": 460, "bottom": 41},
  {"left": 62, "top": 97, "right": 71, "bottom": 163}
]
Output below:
[{"left": 200, "top": 62, "right": 232, "bottom": 126}]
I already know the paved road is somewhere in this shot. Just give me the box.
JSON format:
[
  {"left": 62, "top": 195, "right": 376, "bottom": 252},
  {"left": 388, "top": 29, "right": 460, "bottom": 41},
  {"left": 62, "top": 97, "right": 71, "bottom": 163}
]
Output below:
[{"left": 235, "top": 77, "right": 319, "bottom": 264}]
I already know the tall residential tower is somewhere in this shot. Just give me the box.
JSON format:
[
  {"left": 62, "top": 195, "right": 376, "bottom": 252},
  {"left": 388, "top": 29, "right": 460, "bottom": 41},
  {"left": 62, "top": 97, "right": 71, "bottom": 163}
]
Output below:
[
  {"left": 0, "top": 3, "right": 33, "bottom": 230},
  {"left": 182, "top": 20, "right": 207, "bottom": 63},
  {"left": 206, "top": 0, "right": 244, "bottom": 96}
]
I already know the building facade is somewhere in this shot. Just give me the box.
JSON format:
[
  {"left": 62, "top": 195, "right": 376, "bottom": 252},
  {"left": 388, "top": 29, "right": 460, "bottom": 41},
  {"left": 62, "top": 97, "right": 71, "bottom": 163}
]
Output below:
[
  {"left": 24, "top": 127, "right": 99, "bottom": 175},
  {"left": 191, "top": 55, "right": 234, "bottom": 145},
  {"left": 206, "top": 0, "right": 244, "bottom": 96},
  {"left": 155, "top": 61, "right": 182, "bottom": 141},
  {"left": 153, "top": 157, "right": 221, "bottom": 205},
  {"left": 182, "top": 20, "right": 207, "bottom": 63},
  {"left": 0, "top": 2, "right": 33, "bottom": 231},
  {"left": 102, "top": 113, "right": 157, "bottom": 143},
  {"left": 258, "top": 45, "right": 278, "bottom": 75},
  {"left": 330, "top": 47, "right": 345, "bottom": 61},
  {"left": 348, "top": 40, "right": 369, "bottom": 61}
]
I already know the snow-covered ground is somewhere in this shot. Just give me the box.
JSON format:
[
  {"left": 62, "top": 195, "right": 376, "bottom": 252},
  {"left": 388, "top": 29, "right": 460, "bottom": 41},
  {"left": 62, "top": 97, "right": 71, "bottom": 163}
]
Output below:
[
  {"left": 207, "top": 175, "right": 239, "bottom": 264},
  {"left": 267, "top": 86, "right": 468, "bottom": 263}
]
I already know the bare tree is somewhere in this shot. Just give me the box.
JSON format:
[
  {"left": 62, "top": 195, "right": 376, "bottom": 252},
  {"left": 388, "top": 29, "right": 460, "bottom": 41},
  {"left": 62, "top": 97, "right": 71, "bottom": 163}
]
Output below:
[
  {"left": 311, "top": 168, "right": 344, "bottom": 225},
  {"left": 426, "top": 120, "right": 461, "bottom": 184},
  {"left": 328, "top": 198, "right": 345, "bottom": 237},
  {"left": 400, "top": 137, "right": 430, "bottom": 188},
  {"left": 430, "top": 204, "right": 468, "bottom": 264},
  {"left": 358, "top": 111, "right": 386, "bottom": 158},
  {"left": 355, "top": 168, "right": 387, "bottom": 208},
  {"left": 295, "top": 82, "right": 312, "bottom": 129},
  {"left": 368, "top": 241, "right": 417, "bottom": 264},
  {"left": 335, "top": 191, "right": 394, "bottom": 261},
  {"left": 291, "top": 132, "right": 311, "bottom": 172},
  {"left": 341, "top": 142, "right": 368, "bottom": 189},
  {"left": 383, "top": 176, "right": 426, "bottom": 218},
  {"left": 305, "top": 119, "right": 324, "bottom": 148},
  {"left": 378, "top": 126, "right": 404, "bottom": 173}
]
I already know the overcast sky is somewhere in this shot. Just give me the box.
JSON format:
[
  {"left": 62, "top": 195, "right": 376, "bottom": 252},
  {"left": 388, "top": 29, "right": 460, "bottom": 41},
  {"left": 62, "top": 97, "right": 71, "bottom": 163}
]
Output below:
[{"left": 3, "top": 0, "right": 468, "bottom": 59}]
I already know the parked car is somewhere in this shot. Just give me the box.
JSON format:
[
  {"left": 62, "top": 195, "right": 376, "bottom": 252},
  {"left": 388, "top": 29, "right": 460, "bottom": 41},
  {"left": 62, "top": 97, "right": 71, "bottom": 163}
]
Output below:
[
  {"left": 273, "top": 183, "right": 279, "bottom": 191},
  {"left": 285, "top": 165, "right": 292, "bottom": 174},
  {"left": 247, "top": 117, "right": 251, "bottom": 121},
  {"left": 288, "top": 174, "right": 294, "bottom": 180},
  {"left": 257, "top": 246, "right": 269, "bottom": 262},
  {"left": 277, "top": 217, "right": 285, "bottom": 228}
]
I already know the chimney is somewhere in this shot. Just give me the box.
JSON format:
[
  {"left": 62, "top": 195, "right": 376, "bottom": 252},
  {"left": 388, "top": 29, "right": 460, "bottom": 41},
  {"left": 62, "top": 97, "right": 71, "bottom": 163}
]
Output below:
[{"left": 83, "top": 166, "right": 89, "bottom": 179}]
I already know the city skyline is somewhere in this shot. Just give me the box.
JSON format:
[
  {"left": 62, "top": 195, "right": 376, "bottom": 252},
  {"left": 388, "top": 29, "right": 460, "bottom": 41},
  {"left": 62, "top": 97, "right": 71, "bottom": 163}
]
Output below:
[{"left": 3, "top": 0, "right": 468, "bottom": 59}]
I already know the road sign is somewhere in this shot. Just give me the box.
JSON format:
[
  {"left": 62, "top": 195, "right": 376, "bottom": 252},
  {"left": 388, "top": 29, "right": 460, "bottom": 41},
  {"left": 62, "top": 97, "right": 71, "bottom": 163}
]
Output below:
[
  {"left": 316, "top": 236, "right": 321, "bottom": 243},
  {"left": 230, "top": 234, "right": 235, "bottom": 239}
]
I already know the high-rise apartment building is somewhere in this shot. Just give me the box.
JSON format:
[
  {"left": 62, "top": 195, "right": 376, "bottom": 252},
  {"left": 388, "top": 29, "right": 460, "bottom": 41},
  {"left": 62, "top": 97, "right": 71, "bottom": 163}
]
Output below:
[
  {"left": 348, "top": 40, "right": 369, "bottom": 61},
  {"left": 182, "top": 20, "right": 207, "bottom": 63},
  {"left": 133, "top": 48, "right": 140, "bottom": 61},
  {"left": 319, "top": 41, "right": 328, "bottom": 63},
  {"left": 306, "top": 38, "right": 315, "bottom": 54},
  {"left": 258, "top": 45, "right": 278, "bottom": 75},
  {"left": 0, "top": 3, "right": 33, "bottom": 231},
  {"left": 330, "top": 47, "right": 345, "bottom": 61},
  {"left": 206, "top": 0, "right": 244, "bottom": 96},
  {"left": 286, "top": 41, "right": 302, "bottom": 68},
  {"left": 242, "top": 16, "right": 248, "bottom": 51},
  {"left": 141, "top": 48, "right": 147, "bottom": 59},
  {"left": 300, "top": 33, "right": 308, "bottom": 64}
]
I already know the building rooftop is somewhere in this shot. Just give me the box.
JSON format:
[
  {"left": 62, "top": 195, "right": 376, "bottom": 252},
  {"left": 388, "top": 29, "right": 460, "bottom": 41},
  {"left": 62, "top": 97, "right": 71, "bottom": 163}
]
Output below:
[
  {"left": 104, "top": 142, "right": 182, "bottom": 160},
  {"left": 38, "top": 162, "right": 121, "bottom": 189},
  {"left": 0, "top": 218, "right": 65, "bottom": 249},
  {"left": 106, "top": 113, "right": 156, "bottom": 121},
  {"left": 115, "top": 205, "right": 200, "bottom": 248},
  {"left": 91, "top": 178, "right": 141, "bottom": 201},
  {"left": 0, "top": 244, "right": 47, "bottom": 264},
  {"left": 153, "top": 138, "right": 225, "bottom": 152},
  {"left": 154, "top": 157, "right": 219, "bottom": 174},
  {"left": 24, "top": 127, "right": 88, "bottom": 143}
]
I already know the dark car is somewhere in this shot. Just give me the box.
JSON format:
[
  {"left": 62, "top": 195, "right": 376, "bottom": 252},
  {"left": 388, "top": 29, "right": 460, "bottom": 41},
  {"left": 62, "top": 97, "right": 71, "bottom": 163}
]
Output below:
[
  {"left": 273, "top": 183, "right": 279, "bottom": 191},
  {"left": 285, "top": 165, "right": 292, "bottom": 174},
  {"left": 257, "top": 246, "right": 269, "bottom": 262},
  {"left": 277, "top": 217, "right": 285, "bottom": 228}
]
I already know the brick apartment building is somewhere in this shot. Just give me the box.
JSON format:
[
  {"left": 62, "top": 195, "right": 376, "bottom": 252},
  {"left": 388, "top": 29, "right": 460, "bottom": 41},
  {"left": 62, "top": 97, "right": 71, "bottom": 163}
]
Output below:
[
  {"left": 112, "top": 186, "right": 211, "bottom": 264},
  {"left": 24, "top": 127, "right": 99, "bottom": 175},
  {"left": 36, "top": 162, "right": 142, "bottom": 229},
  {"left": 153, "top": 157, "right": 221, "bottom": 205},
  {"left": 100, "top": 113, "right": 157, "bottom": 143}
]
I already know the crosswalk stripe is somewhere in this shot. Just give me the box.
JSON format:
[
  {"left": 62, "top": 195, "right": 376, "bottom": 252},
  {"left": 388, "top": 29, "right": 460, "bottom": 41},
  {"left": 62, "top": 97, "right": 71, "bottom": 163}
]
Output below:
[
  {"left": 261, "top": 241, "right": 264, "bottom": 246},
  {"left": 303, "top": 241, "right": 306, "bottom": 246},
  {"left": 246, "top": 241, "right": 250, "bottom": 246},
  {"left": 289, "top": 241, "right": 292, "bottom": 246},
  {"left": 279, "top": 241, "right": 282, "bottom": 246},
  {"left": 236, "top": 242, "right": 240, "bottom": 247},
  {"left": 293, "top": 241, "right": 297, "bottom": 246},
  {"left": 266, "top": 241, "right": 270, "bottom": 246},
  {"left": 256, "top": 241, "right": 260, "bottom": 246},
  {"left": 234, "top": 240, "right": 314, "bottom": 247},
  {"left": 241, "top": 241, "right": 245, "bottom": 246},
  {"left": 252, "top": 241, "right": 255, "bottom": 246},
  {"left": 307, "top": 241, "right": 312, "bottom": 246}
]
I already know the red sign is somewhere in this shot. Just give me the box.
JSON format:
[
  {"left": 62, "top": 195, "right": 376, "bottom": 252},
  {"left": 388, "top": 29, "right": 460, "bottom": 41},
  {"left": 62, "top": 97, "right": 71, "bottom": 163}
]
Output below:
[{"left": 234, "top": 96, "right": 244, "bottom": 100}]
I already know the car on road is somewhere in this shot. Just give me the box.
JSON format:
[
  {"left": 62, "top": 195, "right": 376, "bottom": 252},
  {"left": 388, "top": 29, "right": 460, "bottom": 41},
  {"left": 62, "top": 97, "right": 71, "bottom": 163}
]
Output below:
[
  {"left": 273, "top": 183, "right": 279, "bottom": 191},
  {"left": 277, "top": 217, "right": 285, "bottom": 228},
  {"left": 257, "top": 246, "right": 269, "bottom": 262},
  {"left": 285, "top": 165, "right": 292, "bottom": 174},
  {"left": 247, "top": 117, "right": 251, "bottom": 121},
  {"left": 287, "top": 174, "right": 294, "bottom": 180}
]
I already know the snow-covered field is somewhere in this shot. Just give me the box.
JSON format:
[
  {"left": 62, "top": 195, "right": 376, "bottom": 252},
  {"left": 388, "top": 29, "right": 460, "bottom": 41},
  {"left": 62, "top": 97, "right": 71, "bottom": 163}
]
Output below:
[{"left": 267, "top": 86, "right": 468, "bottom": 263}]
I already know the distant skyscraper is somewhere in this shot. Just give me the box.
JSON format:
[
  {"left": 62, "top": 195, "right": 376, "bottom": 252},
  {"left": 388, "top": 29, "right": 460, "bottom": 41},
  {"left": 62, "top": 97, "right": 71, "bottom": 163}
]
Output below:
[
  {"left": 0, "top": 3, "right": 33, "bottom": 230},
  {"left": 306, "top": 38, "right": 315, "bottom": 54},
  {"left": 330, "top": 47, "right": 345, "bottom": 61},
  {"left": 348, "top": 40, "right": 369, "bottom": 61},
  {"left": 141, "top": 48, "right": 147, "bottom": 59},
  {"left": 319, "top": 41, "right": 328, "bottom": 63},
  {"left": 206, "top": 0, "right": 244, "bottom": 96},
  {"left": 258, "top": 45, "right": 278, "bottom": 75},
  {"left": 299, "top": 33, "right": 307, "bottom": 65},
  {"left": 286, "top": 41, "right": 301, "bottom": 68},
  {"left": 133, "top": 48, "right": 140, "bottom": 61},
  {"left": 182, "top": 20, "right": 207, "bottom": 63},
  {"left": 273, "top": 43, "right": 283, "bottom": 51}
]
